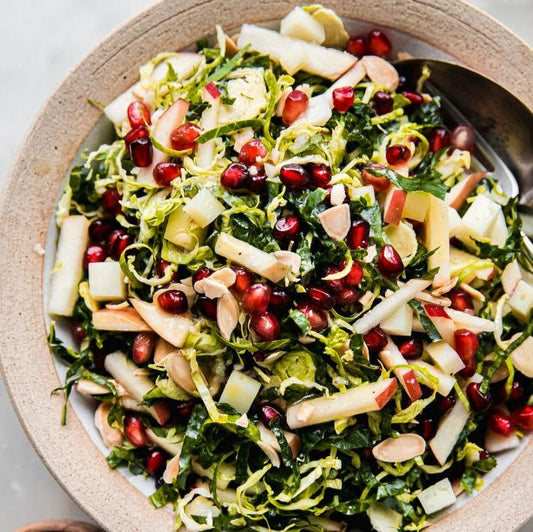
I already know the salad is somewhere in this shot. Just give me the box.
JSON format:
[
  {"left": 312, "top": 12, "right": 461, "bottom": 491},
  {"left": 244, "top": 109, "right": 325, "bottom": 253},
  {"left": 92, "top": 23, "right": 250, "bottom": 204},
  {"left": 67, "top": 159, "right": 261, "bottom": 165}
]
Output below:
[{"left": 47, "top": 5, "right": 533, "bottom": 531}]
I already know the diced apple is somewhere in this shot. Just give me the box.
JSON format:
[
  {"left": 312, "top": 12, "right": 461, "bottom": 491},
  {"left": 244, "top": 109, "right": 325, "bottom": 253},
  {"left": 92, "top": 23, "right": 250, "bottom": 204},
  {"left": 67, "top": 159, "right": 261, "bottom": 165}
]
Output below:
[
  {"left": 215, "top": 233, "right": 291, "bottom": 282},
  {"left": 445, "top": 308, "right": 495, "bottom": 333},
  {"left": 351, "top": 185, "right": 376, "bottom": 205},
  {"left": 372, "top": 433, "right": 426, "bottom": 463},
  {"left": 380, "top": 304, "right": 413, "bottom": 336},
  {"left": 92, "top": 307, "right": 152, "bottom": 331},
  {"left": 48, "top": 215, "right": 90, "bottom": 317},
  {"left": 414, "top": 360, "right": 456, "bottom": 397},
  {"left": 429, "top": 400, "right": 469, "bottom": 465},
  {"left": 197, "top": 89, "right": 221, "bottom": 169},
  {"left": 280, "top": 6, "right": 326, "bottom": 44},
  {"left": 164, "top": 205, "right": 206, "bottom": 251},
  {"left": 286, "top": 378, "right": 397, "bottom": 429},
  {"left": 88, "top": 261, "right": 126, "bottom": 302},
  {"left": 424, "top": 306, "right": 456, "bottom": 347},
  {"left": 447, "top": 171, "right": 485, "bottom": 210},
  {"left": 485, "top": 426, "right": 520, "bottom": 453},
  {"left": 447, "top": 206, "right": 462, "bottom": 238},
  {"left": 219, "top": 370, "right": 262, "bottom": 414},
  {"left": 487, "top": 207, "right": 507, "bottom": 247},
  {"left": 183, "top": 189, "right": 225, "bottom": 228},
  {"left": 501, "top": 260, "right": 523, "bottom": 296},
  {"left": 425, "top": 341, "right": 465, "bottom": 375},
  {"left": 456, "top": 195, "right": 501, "bottom": 250},
  {"left": 367, "top": 502, "right": 402, "bottom": 532},
  {"left": 507, "top": 280, "right": 533, "bottom": 321},
  {"left": 450, "top": 247, "right": 479, "bottom": 280},
  {"left": 104, "top": 82, "right": 142, "bottom": 127},
  {"left": 130, "top": 298, "right": 193, "bottom": 347},
  {"left": 146, "top": 428, "right": 183, "bottom": 456},
  {"left": 418, "top": 479, "right": 457, "bottom": 514},
  {"left": 384, "top": 221, "right": 418, "bottom": 266},
  {"left": 402, "top": 191, "right": 430, "bottom": 222},
  {"left": 424, "top": 196, "right": 450, "bottom": 287},
  {"left": 383, "top": 187, "right": 407, "bottom": 225},
  {"left": 511, "top": 336, "right": 533, "bottom": 377},
  {"left": 318, "top": 204, "right": 351, "bottom": 240}
]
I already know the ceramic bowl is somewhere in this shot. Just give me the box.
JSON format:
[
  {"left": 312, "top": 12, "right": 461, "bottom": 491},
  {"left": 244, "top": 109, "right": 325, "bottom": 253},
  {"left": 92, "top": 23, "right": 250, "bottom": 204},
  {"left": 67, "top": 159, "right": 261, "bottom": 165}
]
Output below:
[{"left": 1, "top": 1, "right": 532, "bottom": 531}]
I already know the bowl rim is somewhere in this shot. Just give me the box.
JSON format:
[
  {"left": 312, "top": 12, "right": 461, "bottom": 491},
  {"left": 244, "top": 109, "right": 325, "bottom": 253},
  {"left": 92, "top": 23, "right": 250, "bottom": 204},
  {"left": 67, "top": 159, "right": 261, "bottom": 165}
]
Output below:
[{"left": 0, "top": 1, "right": 532, "bottom": 530}]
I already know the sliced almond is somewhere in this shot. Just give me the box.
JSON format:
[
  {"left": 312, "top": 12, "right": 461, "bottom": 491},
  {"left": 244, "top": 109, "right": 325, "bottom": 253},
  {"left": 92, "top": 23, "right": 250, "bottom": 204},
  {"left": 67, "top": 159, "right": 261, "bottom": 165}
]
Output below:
[
  {"left": 372, "top": 433, "right": 426, "bottom": 463},
  {"left": 76, "top": 379, "right": 111, "bottom": 396},
  {"left": 92, "top": 307, "right": 152, "bottom": 332},
  {"left": 257, "top": 440, "right": 281, "bottom": 468},
  {"left": 163, "top": 454, "right": 181, "bottom": 483},
  {"left": 361, "top": 56, "right": 399, "bottom": 91},
  {"left": 210, "top": 267, "right": 237, "bottom": 287},
  {"left": 431, "top": 277, "right": 458, "bottom": 297},
  {"left": 511, "top": 336, "right": 533, "bottom": 377},
  {"left": 459, "top": 282, "right": 485, "bottom": 302},
  {"left": 165, "top": 352, "right": 196, "bottom": 395},
  {"left": 217, "top": 291, "right": 240, "bottom": 340},
  {"left": 94, "top": 402, "right": 123, "bottom": 449},
  {"left": 273, "top": 250, "right": 301, "bottom": 274},
  {"left": 318, "top": 204, "right": 350, "bottom": 241},
  {"left": 154, "top": 337, "right": 175, "bottom": 364},
  {"left": 194, "top": 277, "right": 229, "bottom": 299}
]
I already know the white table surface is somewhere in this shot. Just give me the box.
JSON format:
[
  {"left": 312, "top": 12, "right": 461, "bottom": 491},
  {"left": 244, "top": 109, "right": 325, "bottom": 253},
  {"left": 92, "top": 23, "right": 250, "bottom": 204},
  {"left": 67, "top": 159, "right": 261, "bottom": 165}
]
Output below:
[{"left": 0, "top": 1, "right": 531, "bottom": 530}]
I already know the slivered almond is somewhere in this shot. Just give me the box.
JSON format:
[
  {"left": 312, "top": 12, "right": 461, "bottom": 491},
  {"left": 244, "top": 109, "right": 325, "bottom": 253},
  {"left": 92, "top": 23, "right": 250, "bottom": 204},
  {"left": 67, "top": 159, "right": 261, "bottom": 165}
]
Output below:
[
  {"left": 92, "top": 307, "right": 152, "bottom": 332},
  {"left": 194, "top": 277, "right": 228, "bottom": 299},
  {"left": 318, "top": 204, "right": 350, "bottom": 241},
  {"left": 163, "top": 454, "right": 181, "bottom": 483},
  {"left": 165, "top": 352, "right": 196, "bottom": 395},
  {"left": 372, "top": 433, "right": 426, "bottom": 462},
  {"left": 217, "top": 291, "right": 240, "bottom": 340},
  {"left": 210, "top": 267, "right": 237, "bottom": 287},
  {"left": 94, "top": 402, "right": 123, "bottom": 449},
  {"left": 361, "top": 56, "right": 399, "bottom": 91},
  {"left": 76, "top": 379, "right": 110, "bottom": 396}
]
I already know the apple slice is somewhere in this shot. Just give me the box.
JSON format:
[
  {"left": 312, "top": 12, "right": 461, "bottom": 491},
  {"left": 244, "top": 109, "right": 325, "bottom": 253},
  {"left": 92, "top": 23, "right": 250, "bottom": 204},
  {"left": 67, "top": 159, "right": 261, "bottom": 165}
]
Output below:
[
  {"left": 367, "top": 503, "right": 402, "bottom": 532},
  {"left": 383, "top": 186, "right": 407, "bottom": 225},
  {"left": 511, "top": 336, "right": 533, "bottom": 377},
  {"left": 487, "top": 207, "right": 507, "bottom": 247},
  {"left": 197, "top": 89, "right": 221, "bottom": 169},
  {"left": 130, "top": 298, "right": 193, "bottom": 348},
  {"left": 423, "top": 304, "right": 456, "bottom": 347},
  {"left": 445, "top": 308, "right": 495, "bottom": 333},
  {"left": 183, "top": 189, "right": 225, "bottom": 228},
  {"left": 164, "top": 205, "right": 207, "bottom": 251},
  {"left": 414, "top": 360, "right": 456, "bottom": 397},
  {"left": 104, "top": 82, "right": 142, "bottom": 128},
  {"left": 501, "top": 260, "right": 523, "bottom": 296},
  {"left": 165, "top": 352, "right": 196, "bottom": 395},
  {"left": 429, "top": 399, "right": 469, "bottom": 465},
  {"left": 507, "top": 280, "right": 533, "bottom": 322},
  {"left": 425, "top": 341, "right": 464, "bottom": 374},
  {"left": 380, "top": 303, "right": 413, "bottom": 336},
  {"left": 48, "top": 215, "right": 90, "bottom": 317},
  {"left": 402, "top": 191, "right": 430, "bottom": 222},
  {"left": 219, "top": 370, "right": 262, "bottom": 414},
  {"left": 418, "top": 478, "right": 457, "bottom": 514},
  {"left": 280, "top": 6, "right": 326, "bottom": 44},
  {"left": 318, "top": 204, "right": 351, "bottom": 240},
  {"left": 154, "top": 337, "right": 175, "bottom": 364},
  {"left": 448, "top": 206, "right": 462, "bottom": 238},
  {"left": 485, "top": 426, "right": 520, "bottom": 453},
  {"left": 95, "top": 402, "right": 123, "bottom": 449},
  {"left": 372, "top": 433, "right": 426, "bottom": 462},
  {"left": 286, "top": 378, "right": 397, "bottom": 429},
  {"left": 88, "top": 261, "right": 126, "bottom": 302},
  {"left": 92, "top": 307, "right": 152, "bottom": 331},
  {"left": 384, "top": 221, "right": 418, "bottom": 267},
  {"left": 146, "top": 428, "right": 183, "bottom": 456},
  {"left": 424, "top": 196, "right": 450, "bottom": 287},
  {"left": 456, "top": 195, "right": 501, "bottom": 250},
  {"left": 447, "top": 171, "right": 485, "bottom": 210}
]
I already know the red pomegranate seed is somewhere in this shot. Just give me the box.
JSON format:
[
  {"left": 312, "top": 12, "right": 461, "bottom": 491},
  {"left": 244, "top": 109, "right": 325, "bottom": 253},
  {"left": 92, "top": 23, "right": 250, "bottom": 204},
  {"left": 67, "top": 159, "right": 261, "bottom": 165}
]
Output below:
[
  {"left": 347, "top": 219, "right": 370, "bottom": 249},
  {"left": 346, "top": 35, "right": 367, "bottom": 56},
  {"left": 458, "top": 356, "right": 477, "bottom": 379},
  {"left": 243, "top": 283, "right": 271, "bottom": 315},
  {"left": 429, "top": 128, "right": 450, "bottom": 153},
  {"left": 496, "top": 380, "right": 524, "bottom": 402},
  {"left": 108, "top": 231, "right": 133, "bottom": 260},
  {"left": 345, "top": 262, "right": 364, "bottom": 286},
  {"left": 397, "top": 337, "right": 424, "bottom": 359},
  {"left": 450, "top": 125, "right": 475, "bottom": 154},
  {"left": 153, "top": 162, "right": 181, "bottom": 187},
  {"left": 146, "top": 449, "right": 166, "bottom": 475},
  {"left": 132, "top": 332, "right": 156, "bottom": 365},
  {"left": 156, "top": 259, "right": 179, "bottom": 281},
  {"left": 124, "top": 125, "right": 149, "bottom": 146},
  {"left": 309, "top": 164, "right": 331, "bottom": 189},
  {"left": 510, "top": 405, "right": 533, "bottom": 431},
  {"left": 280, "top": 164, "right": 311, "bottom": 191},
  {"left": 239, "top": 140, "right": 268, "bottom": 167},
  {"left": 454, "top": 329, "right": 479, "bottom": 362},
  {"left": 204, "top": 81, "right": 221, "bottom": 99},
  {"left": 401, "top": 91, "right": 424, "bottom": 107},
  {"left": 420, "top": 418, "right": 436, "bottom": 440},
  {"left": 221, "top": 162, "right": 250, "bottom": 190},
  {"left": 250, "top": 173, "right": 268, "bottom": 194},
  {"left": 296, "top": 302, "right": 328, "bottom": 332},
  {"left": 158, "top": 290, "right": 189, "bottom": 314},
  {"left": 269, "top": 287, "right": 290, "bottom": 314},
  {"left": 89, "top": 219, "right": 114, "bottom": 243},
  {"left": 192, "top": 267, "right": 211, "bottom": 285},
  {"left": 101, "top": 187, "right": 122, "bottom": 215},
  {"left": 466, "top": 382, "right": 493, "bottom": 412},
  {"left": 377, "top": 244, "right": 403, "bottom": 276},
  {"left": 332, "top": 86, "right": 355, "bottom": 113},
  {"left": 361, "top": 164, "right": 390, "bottom": 192},
  {"left": 176, "top": 399, "right": 198, "bottom": 421},
  {"left": 196, "top": 295, "right": 217, "bottom": 320},
  {"left": 386, "top": 144, "right": 411, "bottom": 166},
  {"left": 424, "top": 304, "right": 449, "bottom": 318},
  {"left": 83, "top": 244, "right": 107, "bottom": 270},
  {"left": 106, "top": 228, "right": 124, "bottom": 254},
  {"left": 367, "top": 29, "right": 392, "bottom": 57},
  {"left": 250, "top": 312, "right": 280, "bottom": 341},
  {"left": 127, "top": 101, "right": 151, "bottom": 129},
  {"left": 170, "top": 123, "right": 201, "bottom": 151},
  {"left": 488, "top": 409, "right": 514, "bottom": 436},
  {"left": 364, "top": 326, "right": 388, "bottom": 354},
  {"left": 282, "top": 90, "right": 308, "bottom": 125},
  {"left": 449, "top": 289, "right": 474, "bottom": 315},
  {"left": 129, "top": 137, "right": 153, "bottom": 167},
  {"left": 436, "top": 394, "right": 456, "bottom": 415},
  {"left": 231, "top": 267, "right": 253, "bottom": 294},
  {"left": 335, "top": 287, "right": 359, "bottom": 306},
  {"left": 124, "top": 415, "right": 148, "bottom": 447},
  {"left": 324, "top": 265, "right": 345, "bottom": 293},
  {"left": 71, "top": 320, "right": 86, "bottom": 344},
  {"left": 259, "top": 402, "right": 285, "bottom": 428},
  {"left": 373, "top": 91, "right": 394, "bottom": 115},
  {"left": 273, "top": 215, "right": 301, "bottom": 242},
  {"left": 308, "top": 286, "right": 335, "bottom": 310}
]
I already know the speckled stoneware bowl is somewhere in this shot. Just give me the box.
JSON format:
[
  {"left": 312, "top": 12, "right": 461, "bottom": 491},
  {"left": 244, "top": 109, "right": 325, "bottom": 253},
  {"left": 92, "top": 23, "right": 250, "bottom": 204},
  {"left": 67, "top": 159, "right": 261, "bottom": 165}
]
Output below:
[{"left": 1, "top": 1, "right": 532, "bottom": 531}]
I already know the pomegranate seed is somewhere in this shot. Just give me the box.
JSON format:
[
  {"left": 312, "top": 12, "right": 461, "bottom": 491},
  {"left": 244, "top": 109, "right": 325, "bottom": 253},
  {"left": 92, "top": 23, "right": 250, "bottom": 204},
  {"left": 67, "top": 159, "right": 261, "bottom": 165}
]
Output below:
[
  {"left": 386, "top": 144, "right": 411, "bottom": 166},
  {"left": 436, "top": 394, "right": 456, "bottom": 415},
  {"left": 296, "top": 302, "right": 328, "bottom": 332},
  {"left": 153, "top": 162, "right": 181, "bottom": 187},
  {"left": 373, "top": 91, "right": 394, "bottom": 115},
  {"left": 397, "top": 337, "right": 424, "bottom": 359},
  {"left": 324, "top": 265, "right": 345, "bottom": 293},
  {"left": 424, "top": 304, "right": 449, "bottom": 318},
  {"left": 127, "top": 101, "right": 151, "bottom": 129},
  {"left": 146, "top": 449, "right": 166, "bottom": 475},
  {"left": 239, "top": 140, "right": 268, "bottom": 167},
  {"left": 273, "top": 215, "right": 301, "bottom": 242},
  {"left": 361, "top": 164, "right": 390, "bottom": 192},
  {"left": 488, "top": 409, "right": 514, "bottom": 436},
  {"left": 377, "top": 245, "right": 403, "bottom": 276},
  {"left": 124, "top": 125, "right": 149, "bottom": 146},
  {"left": 308, "top": 286, "right": 335, "bottom": 310},
  {"left": 132, "top": 332, "right": 156, "bottom": 365},
  {"left": 466, "top": 382, "right": 493, "bottom": 412},
  {"left": 92, "top": 349, "right": 108, "bottom": 370},
  {"left": 196, "top": 295, "right": 217, "bottom": 320},
  {"left": 454, "top": 329, "right": 479, "bottom": 362},
  {"left": 170, "top": 123, "right": 201, "bottom": 151},
  {"left": 221, "top": 162, "right": 250, "bottom": 190},
  {"left": 124, "top": 415, "right": 148, "bottom": 447},
  {"left": 282, "top": 90, "right": 308, "bottom": 125},
  {"left": 429, "top": 128, "right": 450, "bottom": 153},
  {"left": 269, "top": 287, "right": 290, "bottom": 314},
  {"left": 175, "top": 399, "right": 198, "bottom": 421},
  {"left": 129, "top": 137, "right": 153, "bottom": 167},
  {"left": 364, "top": 326, "right": 388, "bottom": 354},
  {"left": 335, "top": 287, "right": 359, "bottom": 306},
  {"left": 346, "top": 35, "right": 366, "bottom": 56},
  {"left": 332, "top": 86, "right": 355, "bottom": 113},
  {"left": 231, "top": 267, "right": 253, "bottom": 294},
  {"left": 347, "top": 219, "right": 370, "bottom": 249},
  {"left": 249, "top": 173, "right": 268, "bottom": 194},
  {"left": 345, "top": 262, "right": 364, "bottom": 286},
  {"left": 83, "top": 244, "right": 107, "bottom": 270},
  {"left": 71, "top": 320, "right": 86, "bottom": 344},
  {"left": 89, "top": 219, "right": 114, "bottom": 243},
  {"left": 367, "top": 29, "right": 392, "bottom": 57},
  {"left": 495, "top": 380, "right": 524, "bottom": 402},
  {"left": 259, "top": 403, "right": 285, "bottom": 428},
  {"left": 420, "top": 418, "right": 436, "bottom": 440},
  {"left": 205, "top": 81, "right": 221, "bottom": 99},
  {"left": 156, "top": 259, "right": 179, "bottom": 281},
  {"left": 401, "top": 91, "right": 424, "bottom": 107},
  {"left": 250, "top": 312, "right": 280, "bottom": 341},
  {"left": 101, "top": 187, "right": 122, "bottom": 215},
  {"left": 243, "top": 283, "right": 272, "bottom": 315},
  {"left": 107, "top": 231, "right": 133, "bottom": 260},
  {"left": 450, "top": 125, "right": 475, "bottom": 154},
  {"left": 279, "top": 164, "right": 311, "bottom": 191},
  {"left": 478, "top": 450, "right": 490, "bottom": 460},
  {"left": 458, "top": 356, "right": 477, "bottom": 378},
  {"left": 309, "top": 164, "right": 331, "bottom": 189},
  {"left": 192, "top": 267, "right": 211, "bottom": 285},
  {"left": 449, "top": 289, "right": 474, "bottom": 315},
  {"left": 158, "top": 290, "right": 189, "bottom": 314},
  {"left": 511, "top": 405, "right": 533, "bottom": 431}
]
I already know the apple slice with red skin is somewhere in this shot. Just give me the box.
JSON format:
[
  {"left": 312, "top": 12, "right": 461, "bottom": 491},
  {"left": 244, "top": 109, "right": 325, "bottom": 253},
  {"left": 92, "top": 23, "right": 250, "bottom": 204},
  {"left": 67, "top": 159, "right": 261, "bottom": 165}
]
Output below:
[
  {"left": 383, "top": 186, "right": 407, "bottom": 225},
  {"left": 511, "top": 336, "right": 533, "bottom": 378},
  {"left": 424, "top": 304, "right": 456, "bottom": 347},
  {"left": 447, "top": 171, "right": 485, "bottom": 210}
]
